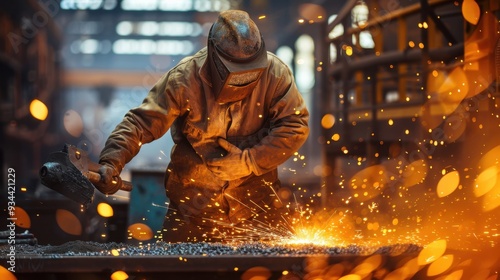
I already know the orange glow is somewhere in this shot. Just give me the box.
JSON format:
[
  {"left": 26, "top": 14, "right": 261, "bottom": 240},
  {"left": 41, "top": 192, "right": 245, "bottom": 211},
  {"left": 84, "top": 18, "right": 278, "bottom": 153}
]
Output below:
[
  {"left": 437, "top": 67, "right": 469, "bottom": 103},
  {"left": 464, "top": 13, "right": 497, "bottom": 97},
  {"left": 0, "top": 266, "right": 16, "bottom": 280},
  {"left": 110, "top": 270, "right": 129, "bottom": 280},
  {"left": 63, "top": 110, "right": 84, "bottom": 137},
  {"left": 421, "top": 66, "right": 469, "bottom": 130},
  {"left": 339, "top": 274, "right": 362, "bottom": 280},
  {"left": 269, "top": 208, "right": 350, "bottom": 247},
  {"left": 321, "top": 114, "right": 335, "bottom": 128},
  {"left": 332, "top": 133, "right": 340, "bottom": 141},
  {"left": 478, "top": 145, "right": 500, "bottom": 170},
  {"left": 11, "top": 207, "right": 31, "bottom": 229},
  {"left": 418, "top": 239, "right": 447, "bottom": 265},
  {"left": 442, "top": 269, "right": 464, "bottom": 280},
  {"left": 29, "top": 99, "right": 48, "bottom": 121},
  {"left": 241, "top": 266, "right": 272, "bottom": 280},
  {"left": 474, "top": 166, "right": 498, "bottom": 197},
  {"left": 352, "top": 254, "right": 382, "bottom": 277},
  {"left": 345, "top": 46, "right": 353, "bottom": 56},
  {"left": 436, "top": 170, "right": 460, "bottom": 198},
  {"left": 298, "top": 3, "right": 326, "bottom": 22},
  {"left": 419, "top": 101, "right": 446, "bottom": 130},
  {"left": 381, "top": 257, "right": 420, "bottom": 280},
  {"left": 56, "top": 209, "right": 82, "bottom": 235},
  {"left": 97, "top": 202, "right": 114, "bottom": 218},
  {"left": 443, "top": 113, "right": 467, "bottom": 142},
  {"left": 128, "top": 223, "right": 153, "bottom": 241},
  {"left": 349, "top": 165, "right": 388, "bottom": 202},
  {"left": 278, "top": 187, "right": 292, "bottom": 200},
  {"left": 427, "top": 254, "right": 454, "bottom": 276},
  {"left": 462, "top": 0, "right": 480, "bottom": 25},
  {"left": 402, "top": 159, "right": 428, "bottom": 188},
  {"left": 482, "top": 183, "right": 500, "bottom": 212}
]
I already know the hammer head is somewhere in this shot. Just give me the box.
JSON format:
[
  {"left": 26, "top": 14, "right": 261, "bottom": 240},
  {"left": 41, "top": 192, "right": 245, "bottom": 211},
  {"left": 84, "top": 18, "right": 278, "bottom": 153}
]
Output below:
[{"left": 39, "top": 144, "right": 95, "bottom": 207}]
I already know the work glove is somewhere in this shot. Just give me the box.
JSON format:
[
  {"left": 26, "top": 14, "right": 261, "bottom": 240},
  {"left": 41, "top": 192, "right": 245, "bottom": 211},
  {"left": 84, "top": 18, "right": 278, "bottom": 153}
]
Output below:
[
  {"left": 206, "top": 138, "right": 253, "bottom": 181},
  {"left": 94, "top": 164, "right": 122, "bottom": 195}
]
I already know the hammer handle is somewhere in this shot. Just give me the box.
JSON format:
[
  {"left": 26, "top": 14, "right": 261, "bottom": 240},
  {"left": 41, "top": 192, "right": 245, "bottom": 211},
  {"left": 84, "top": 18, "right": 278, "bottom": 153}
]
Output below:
[{"left": 87, "top": 170, "right": 133, "bottom": 192}]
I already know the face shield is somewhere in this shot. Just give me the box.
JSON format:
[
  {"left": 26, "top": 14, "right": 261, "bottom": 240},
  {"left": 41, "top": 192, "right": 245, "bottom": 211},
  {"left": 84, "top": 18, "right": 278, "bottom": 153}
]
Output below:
[{"left": 207, "top": 22, "right": 268, "bottom": 104}]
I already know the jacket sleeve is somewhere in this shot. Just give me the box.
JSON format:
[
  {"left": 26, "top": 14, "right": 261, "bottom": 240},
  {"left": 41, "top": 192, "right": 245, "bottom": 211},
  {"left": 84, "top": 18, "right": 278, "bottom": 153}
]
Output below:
[
  {"left": 247, "top": 63, "right": 310, "bottom": 176},
  {"left": 99, "top": 72, "right": 182, "bottom": 173}
]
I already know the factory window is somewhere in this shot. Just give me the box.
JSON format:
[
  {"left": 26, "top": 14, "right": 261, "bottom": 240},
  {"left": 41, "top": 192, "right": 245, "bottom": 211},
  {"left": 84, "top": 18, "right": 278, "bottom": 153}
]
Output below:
[
  {"left": 351, "top": 2, "right": 374, "bottom": 49},
  {"left": 328, "top": 14, "right": 344, "bottom": 63},
  {"left": 276, "top": 46, "right": 294, "bottom": 74},
  {"left": 116, "top": 21, "right": 204, "bottom": 37},
  {"left": 294, "top": 35, "right": 315, "bottom": 94},
  {"left": 120, "top": 0, "right": 232, "bottom": 11}
]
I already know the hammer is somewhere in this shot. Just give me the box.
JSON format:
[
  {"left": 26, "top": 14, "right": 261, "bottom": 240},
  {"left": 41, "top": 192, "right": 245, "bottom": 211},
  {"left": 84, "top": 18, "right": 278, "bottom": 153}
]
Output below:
[{"left": 39, "top": 144, "right": 132, "bottom": 207}]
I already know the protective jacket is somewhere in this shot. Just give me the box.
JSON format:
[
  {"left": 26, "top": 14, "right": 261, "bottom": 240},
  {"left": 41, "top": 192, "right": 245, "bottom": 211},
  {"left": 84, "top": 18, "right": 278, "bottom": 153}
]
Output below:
[{"left": 99, "top": 47, "right": 309, "bottom": 226}]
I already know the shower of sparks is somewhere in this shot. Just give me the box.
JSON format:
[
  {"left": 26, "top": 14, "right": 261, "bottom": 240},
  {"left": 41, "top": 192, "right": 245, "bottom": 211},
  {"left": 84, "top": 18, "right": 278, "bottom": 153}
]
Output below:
[{"left": 200, "top": 182, "right": 352, "bottom": 247}]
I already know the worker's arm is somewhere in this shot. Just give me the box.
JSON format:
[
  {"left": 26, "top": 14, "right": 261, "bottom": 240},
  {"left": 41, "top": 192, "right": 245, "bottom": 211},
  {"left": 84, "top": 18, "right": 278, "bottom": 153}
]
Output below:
[
  {"left": 96, "top": 71, "right": 182, "bottom": 194},
  {"left": 247, "top": 69, "right": 309, "bottom": 176}
]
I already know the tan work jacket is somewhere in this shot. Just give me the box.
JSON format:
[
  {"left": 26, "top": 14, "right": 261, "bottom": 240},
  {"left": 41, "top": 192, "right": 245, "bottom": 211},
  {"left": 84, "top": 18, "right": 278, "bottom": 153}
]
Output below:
[{"left": 99, "top": 47, "right": 309, "bottom": 225}]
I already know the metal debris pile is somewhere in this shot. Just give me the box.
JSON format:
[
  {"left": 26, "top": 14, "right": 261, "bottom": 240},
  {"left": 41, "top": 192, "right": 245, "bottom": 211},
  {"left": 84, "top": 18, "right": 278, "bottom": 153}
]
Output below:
[{"left": 0, "top": 240, "right": 420, "bottom": 257}]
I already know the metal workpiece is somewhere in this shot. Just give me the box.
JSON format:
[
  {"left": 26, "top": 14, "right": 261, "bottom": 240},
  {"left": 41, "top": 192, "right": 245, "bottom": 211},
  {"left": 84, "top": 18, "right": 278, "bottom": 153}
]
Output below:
[{"left": 0, "top": 241, "right": 420, "bottom": 278}]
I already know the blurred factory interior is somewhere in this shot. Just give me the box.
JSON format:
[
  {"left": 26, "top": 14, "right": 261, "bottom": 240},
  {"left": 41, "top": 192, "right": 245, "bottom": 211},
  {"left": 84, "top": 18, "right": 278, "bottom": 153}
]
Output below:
[{"left": 1, "top": 0, "right": 500, "bottom": 261}]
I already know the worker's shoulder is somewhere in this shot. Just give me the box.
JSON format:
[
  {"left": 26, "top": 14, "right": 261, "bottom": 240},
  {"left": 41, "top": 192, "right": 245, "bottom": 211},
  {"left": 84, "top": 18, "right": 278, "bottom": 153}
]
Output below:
[
  {"left": 266, "top": 51, "right": 293, "bottom": 77},
  {"left": 168, "top": 48, "right": 206, "bottom": 75}
]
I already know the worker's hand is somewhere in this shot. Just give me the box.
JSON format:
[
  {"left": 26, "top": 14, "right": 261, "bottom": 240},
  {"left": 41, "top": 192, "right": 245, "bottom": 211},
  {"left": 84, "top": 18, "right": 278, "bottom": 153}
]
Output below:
[
  {"left": 206, "top": 138, "right": 253, "bottom": 181},
  {"left": 94, "top": 164, "right": 122, "bottom": 195}
]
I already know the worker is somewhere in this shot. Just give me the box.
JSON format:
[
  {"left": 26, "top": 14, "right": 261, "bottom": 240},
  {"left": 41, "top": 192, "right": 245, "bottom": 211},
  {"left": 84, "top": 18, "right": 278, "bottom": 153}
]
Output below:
[{"left": 94, "top": 10, "right": 309, "bottom": 242}]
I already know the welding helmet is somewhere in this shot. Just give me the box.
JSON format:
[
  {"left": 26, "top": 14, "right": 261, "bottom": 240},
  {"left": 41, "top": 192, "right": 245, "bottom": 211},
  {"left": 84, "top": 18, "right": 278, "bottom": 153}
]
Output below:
[{"left": 207, "top": 10, "right": 268, "bottom": 103}]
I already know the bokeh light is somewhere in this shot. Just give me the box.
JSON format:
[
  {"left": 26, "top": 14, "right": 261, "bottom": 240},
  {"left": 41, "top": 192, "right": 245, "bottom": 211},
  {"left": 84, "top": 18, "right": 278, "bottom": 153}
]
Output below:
[
  {"left": 338, "top": 274, "right": 362, "bottom": 280},
  {"left": 29, "top": 99, "right": 48, "bottom": 121},
  {"left": 110, "top": 270, "right": 128, "bottom": 280},
  {"left": 351, "top": 254, "right": 382, "bottom": 277},
  {"left": 241, "top": 266, "right": 271, "bottom": 280},
  {"left": 436, "top": 170, "right": 460, "bottom": 198},
  {"left": 63, "top": 109, "right": 84, "bottom": 137},
  {"left": 298, "top": 3, "right": 326, "bottom": 22},
  {"left": 474, "top": 166, "right": 497, "bottom": 197},
  {"left": 321, "top": 114, "right": 335, "bottom": 129},
  {"left": 349, "top": 165, "right": 388, "bottom": 202},
  {"left": 478, "top": 145, "right": 500, "bottom": 170},
  {"left": 97, "top": 202, "right": 114, "bottom": 218},
  {"left": 481, "top": 183, "right": 500, "bottom": 212},
  {"left": 443, "top": 113, "right": 467, "bottom": 142},
  {"left": 401, "top": 159, "right": 428, "bottom": 188},
  {"left": 56, "top": 209, "right": 82, "bottom": 236},
  {"left": 417, "top": 239, "right": 447, "bottom": 265},
  {"left": 462, "top": 0, "right": 480, "bottom": 25},
  {"left": 128, "top": 223, "right": 153, "bottom": 241},
  {"left": 0, "top": 266, "right": 16, "bottom": 280},
  {"left": 427, "top": 254, "right": 454, "bottom": 276},
  {"left": 11, "top": 206, "right": 31, "bottom": 229}
]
